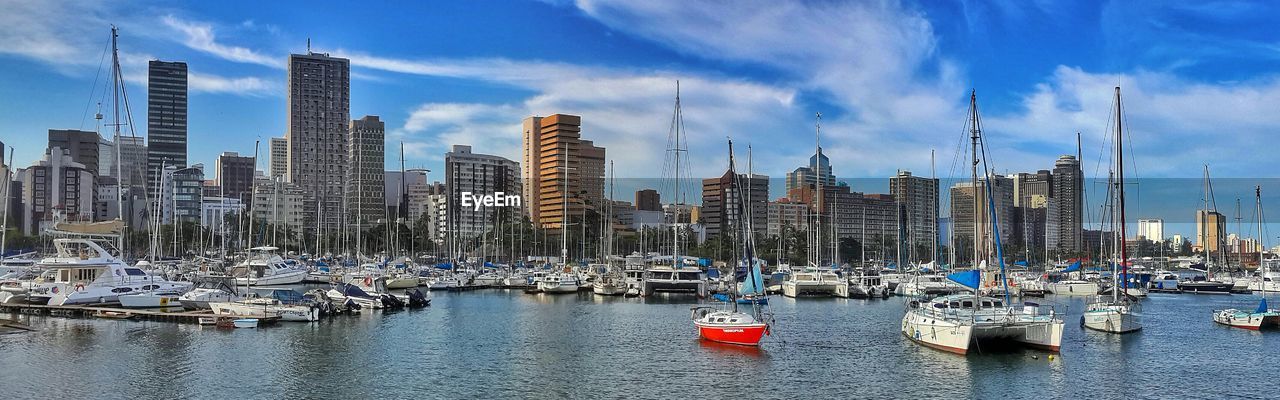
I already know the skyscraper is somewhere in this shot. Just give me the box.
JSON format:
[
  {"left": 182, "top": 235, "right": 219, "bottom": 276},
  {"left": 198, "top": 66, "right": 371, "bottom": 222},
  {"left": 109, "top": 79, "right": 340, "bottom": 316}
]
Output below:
[
  {"left": 146, "top": 60, "right": 188, "bottom": 200},
  {"left": 1196, "top": 210, "right": 1226, "bottom": 252},
  {"left": 889, "top": 170, "right": 939, "bottom": 259},
  {"left": 445, "top": 145, "right": 521, "bottom": 238},
  {"left": 1048, "top": 155, "right": 1083, "bottom": 252},
  {"left": 47, "top": 129, "right": 101, "bottom": 177},
  {"left": 19, "top": 147, "right": 96, "bottom": 234},
  {"left": 348, "top": 116, "right": 385, "bottom": 228},
  {"left": 286, "top": 52, "right": 350, "bottom": 231},
  {"left": 521, "top": 114, "right": 606, "bottom": 229},
  {"left": 784, "top": 147, "right": 835, "bottom": 192},
  {"left": 215, "top": 152, "right": 255, "bottom": 202},
  {"left": 949, "top": 175, "right": 1014, "bottom": 262},
  {"left": 269, "top": 137, "right": 288, "bottom": 179},
  {"left": 700, "top": 171, "right": 768, "bottom": 239}
]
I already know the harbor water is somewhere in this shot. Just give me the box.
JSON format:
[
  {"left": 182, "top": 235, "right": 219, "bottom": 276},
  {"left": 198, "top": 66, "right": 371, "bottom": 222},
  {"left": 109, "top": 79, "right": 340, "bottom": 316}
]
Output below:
[{"left": 3, "top": 290, "right": 1279, "bottom": 398}]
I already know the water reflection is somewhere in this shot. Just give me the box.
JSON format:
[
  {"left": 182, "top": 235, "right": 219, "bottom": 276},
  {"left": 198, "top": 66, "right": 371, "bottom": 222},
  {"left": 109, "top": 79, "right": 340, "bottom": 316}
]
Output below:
[{"left": 5, "top": 290, "right": 1280, "bottom": 397}]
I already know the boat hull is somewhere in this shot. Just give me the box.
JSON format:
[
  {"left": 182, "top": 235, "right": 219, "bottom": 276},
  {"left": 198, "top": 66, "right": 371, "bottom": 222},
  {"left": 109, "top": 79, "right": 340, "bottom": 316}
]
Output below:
[
  {"left": 235, "top": 270, "right": 306, "bottom": 286},
  {"left": 1213, "top": 310, "right": 1280, "bottom": 330},
  {"left": 1047, "top": 281, "right": 1099, "bottom": 296},
  {"left": 118, "top": 293, "right": 184, "bottom": 308},
  {"left": 1181, "top": 282, "right": 1234, "bottom": 294},
  {"left": 694, "top": 322, "right": 768, "bottom": 346},
  {"left": 1083, "top": 304, "right": 1142, "bottom": 333}
]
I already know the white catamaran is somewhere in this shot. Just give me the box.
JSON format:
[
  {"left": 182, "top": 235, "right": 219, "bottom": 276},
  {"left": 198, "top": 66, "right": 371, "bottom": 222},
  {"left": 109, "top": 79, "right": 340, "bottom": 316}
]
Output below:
[{"left": 900, "top": 91, "right": 1064, "bottom": 354}]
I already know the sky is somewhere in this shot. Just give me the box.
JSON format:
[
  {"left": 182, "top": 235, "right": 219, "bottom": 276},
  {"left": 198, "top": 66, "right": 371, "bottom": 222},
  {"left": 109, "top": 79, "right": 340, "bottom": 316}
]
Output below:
[{"left": 4, "top": 0, "right": 1280, "bottom": 237}]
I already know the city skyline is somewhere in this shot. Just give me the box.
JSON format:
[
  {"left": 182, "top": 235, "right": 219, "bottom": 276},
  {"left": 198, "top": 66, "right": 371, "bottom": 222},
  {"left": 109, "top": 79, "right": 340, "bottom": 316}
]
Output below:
[{"left": 5, "top": 2, "right": 1280, "bottom": 183}]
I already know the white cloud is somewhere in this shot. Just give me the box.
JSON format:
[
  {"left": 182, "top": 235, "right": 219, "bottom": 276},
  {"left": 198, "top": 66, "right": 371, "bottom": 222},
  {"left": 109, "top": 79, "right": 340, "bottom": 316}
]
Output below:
[
  {"left": 188, "top": 71, "right": 276, "bottom": 95},
  {"left": 161, "top": 15, "right": 282, "bottom": 69}
]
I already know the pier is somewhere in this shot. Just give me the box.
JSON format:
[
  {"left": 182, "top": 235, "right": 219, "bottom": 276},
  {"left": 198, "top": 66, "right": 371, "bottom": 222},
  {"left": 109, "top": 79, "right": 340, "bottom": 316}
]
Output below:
[{"left": 0, "top": 303, "right": 276, "bottom": 324}]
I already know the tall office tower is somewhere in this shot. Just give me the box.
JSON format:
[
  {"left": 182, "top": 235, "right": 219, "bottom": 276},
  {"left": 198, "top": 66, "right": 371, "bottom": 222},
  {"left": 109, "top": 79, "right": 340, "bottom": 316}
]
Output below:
[
  {"left": 520, "top": 114, "right": 606, "bottom": 229},
  {"left": 700, "top": 171, "right": 768, "bottom": 239},
  {"left": 949, "top": 175, "right": 1014, "bottom": 262},
  {"left": 889, "top": 170, "right": 939, "bottom": 259},
  {"left": 784, "top": 147, "right": 835, "bottom": 192},
  {"left": 215, "top": 152, "right": 256, "bottom": 202},
  {"left": 146, "top": 60, "right": 188, "bottom": 200},
  {"left": 1048, "top": 155, "right": 1083, "bottom": 252},
  {"left": 47, "top": 129, "right": 101, "bottom": 177},
  {"left": 286, "top": 51, "right": 350, "bottom": 232},
  {"left": 348, "top": 116, "right": 386, "bottom": 229},
  {"left": 444, "top": 145, "right": 521, "bottom": 239},
  {"left": 635, "top": 189, "right": 661, "bottom": 212},
  {"left": 270, "top": 137, "right": 288, "bottom": 179}
]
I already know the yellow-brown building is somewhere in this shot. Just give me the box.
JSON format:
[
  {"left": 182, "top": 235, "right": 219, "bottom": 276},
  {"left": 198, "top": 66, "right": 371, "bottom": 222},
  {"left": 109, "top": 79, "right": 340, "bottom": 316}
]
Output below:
[
  {"left": 1196, "top": 210, "right": 1226, "bottom": 253},
  {"left": 521, "top": 114, "right": 606, "bottom": 229}
]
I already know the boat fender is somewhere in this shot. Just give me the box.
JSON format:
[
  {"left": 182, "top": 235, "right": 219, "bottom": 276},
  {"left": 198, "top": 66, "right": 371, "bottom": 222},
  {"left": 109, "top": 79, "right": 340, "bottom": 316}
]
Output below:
[{"left": 363, "top": 277, "right": 373, "bottom": 287}]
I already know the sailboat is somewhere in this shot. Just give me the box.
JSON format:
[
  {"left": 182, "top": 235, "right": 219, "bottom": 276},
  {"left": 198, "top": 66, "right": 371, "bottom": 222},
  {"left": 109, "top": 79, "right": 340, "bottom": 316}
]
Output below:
[
  {"left": 641, "top": 82, "right": 707, "bottom": 298},
  {"left": 1212, "top": 186, "right": 1280, "bottom": 330},
  {"left": 691, "top": 139, "right": 773, "bottom": 346},
  {"left": 1083, "top": 86, "right": 1142, "bottom": 334},
  {"left": 593, "top": 161, "right": 626, "bottom": 296},
  {"left": 1182, "top": 165, "right": 1235, "bottom": 294},
  {"left": 900, "top": 91, "right": 1064, "bottom": 354},
  {"left": 537, "top": 142, "right": 582, "bottom": 294},
  {"left": 781, "top": 113, "right": 848, "bottom": 298}
]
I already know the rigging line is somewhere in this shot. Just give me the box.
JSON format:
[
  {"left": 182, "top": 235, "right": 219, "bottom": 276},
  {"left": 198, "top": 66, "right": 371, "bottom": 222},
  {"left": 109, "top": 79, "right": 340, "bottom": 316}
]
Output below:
[{"left": 79, "top": 38, "right": 112, "bottom": 131}]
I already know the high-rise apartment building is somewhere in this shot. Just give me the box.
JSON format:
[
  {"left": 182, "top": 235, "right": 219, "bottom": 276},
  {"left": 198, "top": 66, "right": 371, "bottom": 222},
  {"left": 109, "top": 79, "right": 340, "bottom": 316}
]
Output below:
[
  {"left": 19, "top": 147, "right": 96, "bottom": 234},
  {"left": 286, "top": 52, "right": 350, "bottom": 232},
  {"left": 521, "top": 114, "right": 606, "bottom": 229},
  {"left": 701, "top": 171, "right": 768, "bottom": 239},
  {"left": 766, "top": 198, "right": 809, "bottom": 238},
  {"left": 146, "top": 60, "right": 188, "bottom": 200},
  {"left": 889, "top": 170, "right": 939, "bottom": 258},
  {"left": 160, "top": 164, "right": 204, "bottom": 224},
  {"left": 252, "top": 181, "right": 305, "bottom": 238},
  {"left": 1138, "top": 218, "right": 1164, "bottom": 241},
  {"left": 636, "top": 189, "right": 661, "bottom": 212},
  {"left": 215, "top": 152, "right": 255, "bottom": 202},
  {"left": 47, "top": 129, "right": 101, "bottom": 177},
  {"left": 1196, "top": 210, "right": 1226, "bottom": 252},
  {"left": 269, "top": 137, "right": 288, "bottom": 179},
  {"left": 445, "top": 145, "right": 521, "bottom": 238},
  {"left": 348, "top": 116, "right": 386, "bottom": 228},
  {"left": 1048, "top": 155, "right": 1083, "bottom": 252}
]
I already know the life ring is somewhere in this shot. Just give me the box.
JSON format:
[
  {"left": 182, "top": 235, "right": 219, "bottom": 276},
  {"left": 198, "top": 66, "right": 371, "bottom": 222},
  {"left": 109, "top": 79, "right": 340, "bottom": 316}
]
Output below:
[
  {"left": 75, "top": 283, "right": 86, "bottom": 292},
  {"left": 51, "top": 286, "right": 60, "bottom": 294},
  {"left": 363, "top": 277, "right": 373, "bottom": 286}
]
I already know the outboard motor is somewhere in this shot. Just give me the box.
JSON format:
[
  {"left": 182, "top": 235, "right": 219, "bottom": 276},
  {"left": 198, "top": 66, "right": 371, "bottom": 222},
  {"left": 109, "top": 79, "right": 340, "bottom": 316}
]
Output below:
[
  {"left": 406, "top": 289, "right": 430, "bottom": 308},
  {"left": 380, "top": 293, "right": 406, "bottom": 309}
]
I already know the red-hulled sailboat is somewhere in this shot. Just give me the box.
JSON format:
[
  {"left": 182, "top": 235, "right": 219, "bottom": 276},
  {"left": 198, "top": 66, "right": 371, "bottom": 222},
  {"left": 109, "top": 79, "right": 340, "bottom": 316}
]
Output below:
[{"left": 691, "top": 138, "right": 772, "bottom": 346}]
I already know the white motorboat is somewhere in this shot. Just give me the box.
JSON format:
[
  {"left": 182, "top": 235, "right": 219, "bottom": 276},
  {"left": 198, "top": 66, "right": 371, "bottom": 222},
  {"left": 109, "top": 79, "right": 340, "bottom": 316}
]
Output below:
[
  {"left": 233, "top": 318, "right": 259, "bottom": 329},
  {"left": 427, "top": 275, "right": 461, "bottom": 290},
  {"left": 118, "top": 291, "right": 185, "bottom": 308},
  {"left": 538, "top": 271, "right": 580, "bottom": 294},
  {"left": 28, "top": 238, "right": 191, "bottom": 306},
  {"left": 210, "top": 288, "right": 320, "bottom": 322},
  {"left": 1248, "top": 270, "right": 1280, "bottom": 293},
  {"left": 179, "top": 276, "right": 245, "bottom": 309},
  {"left": 229, "top": 246, "right": 306, "bottom": 286},
  {"left": 781, "top": 266, "right": 849, "bottom": 298},
  {"left": 641, "top": 266, "right": 706, "bottom": 297}
]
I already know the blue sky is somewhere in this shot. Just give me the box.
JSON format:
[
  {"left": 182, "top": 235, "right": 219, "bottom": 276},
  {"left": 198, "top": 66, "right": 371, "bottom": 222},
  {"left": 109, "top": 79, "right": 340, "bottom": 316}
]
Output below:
[{"left": 4, "top": 1, "right": 1280, "bottom": 237}]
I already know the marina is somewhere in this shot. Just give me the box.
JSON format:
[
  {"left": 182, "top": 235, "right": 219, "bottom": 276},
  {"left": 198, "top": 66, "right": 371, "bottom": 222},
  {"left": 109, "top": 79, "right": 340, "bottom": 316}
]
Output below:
[{"left": 4, "top": 290, "right": 1280, "bottom": 397}]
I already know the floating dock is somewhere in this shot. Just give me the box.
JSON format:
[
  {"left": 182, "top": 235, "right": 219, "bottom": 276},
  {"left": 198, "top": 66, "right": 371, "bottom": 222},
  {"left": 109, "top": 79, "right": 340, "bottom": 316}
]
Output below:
[{"left": 0, "top": 303, "right": 277, "bottom": 324}]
